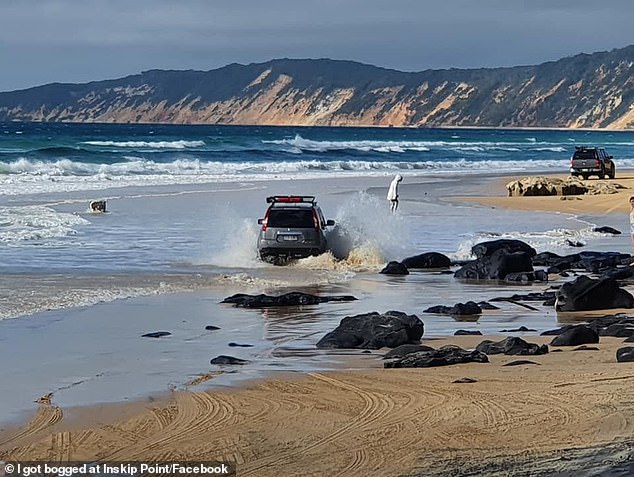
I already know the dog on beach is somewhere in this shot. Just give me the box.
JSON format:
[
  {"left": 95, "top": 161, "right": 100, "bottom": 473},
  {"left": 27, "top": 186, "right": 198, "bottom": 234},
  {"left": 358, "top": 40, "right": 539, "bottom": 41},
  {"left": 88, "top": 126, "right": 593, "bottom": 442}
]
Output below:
[{"left": 89, "top": 200, "right": 107, "bottom": 213}]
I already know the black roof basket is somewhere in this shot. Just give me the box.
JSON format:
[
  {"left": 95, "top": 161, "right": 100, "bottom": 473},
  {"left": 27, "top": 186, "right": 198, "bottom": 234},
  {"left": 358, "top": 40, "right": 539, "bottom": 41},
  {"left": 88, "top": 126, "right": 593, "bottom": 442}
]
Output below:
[{"left": 266, "top": 195, "right": 316, "bottom": 204}]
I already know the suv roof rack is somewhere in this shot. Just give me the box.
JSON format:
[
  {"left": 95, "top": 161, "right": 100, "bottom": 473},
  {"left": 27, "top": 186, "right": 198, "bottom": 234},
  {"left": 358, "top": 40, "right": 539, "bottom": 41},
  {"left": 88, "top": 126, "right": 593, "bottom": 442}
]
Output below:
[{"left": 266, "top": 195, "right": 316, "bottom": 204}]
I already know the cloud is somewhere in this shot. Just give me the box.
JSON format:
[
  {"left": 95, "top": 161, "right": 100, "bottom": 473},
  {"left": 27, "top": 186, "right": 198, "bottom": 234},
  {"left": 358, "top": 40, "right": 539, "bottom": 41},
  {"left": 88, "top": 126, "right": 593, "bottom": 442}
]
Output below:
[{"left": 0, "top": 0, "right": 631, "bottom": 91}]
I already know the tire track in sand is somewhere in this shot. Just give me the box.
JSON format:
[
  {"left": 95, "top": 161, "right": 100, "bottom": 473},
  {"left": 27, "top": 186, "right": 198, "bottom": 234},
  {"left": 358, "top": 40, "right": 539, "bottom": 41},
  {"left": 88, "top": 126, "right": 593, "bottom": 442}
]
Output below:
[
  {"left": 241, "top": 372, "right": 395, "bottom": 476},
  {"left": 0, "top": 405, "right": 63, "bottom": 449},
  {"left": 105, "top": 392, "right": 235, "bottom": 461}
]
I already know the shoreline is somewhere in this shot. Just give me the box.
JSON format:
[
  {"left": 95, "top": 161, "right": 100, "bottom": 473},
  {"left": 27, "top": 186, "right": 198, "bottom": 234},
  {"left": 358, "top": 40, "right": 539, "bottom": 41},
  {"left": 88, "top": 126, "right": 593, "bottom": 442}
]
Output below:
[{"left": 3, "top": 170, "right": 634, "bottom": 475}]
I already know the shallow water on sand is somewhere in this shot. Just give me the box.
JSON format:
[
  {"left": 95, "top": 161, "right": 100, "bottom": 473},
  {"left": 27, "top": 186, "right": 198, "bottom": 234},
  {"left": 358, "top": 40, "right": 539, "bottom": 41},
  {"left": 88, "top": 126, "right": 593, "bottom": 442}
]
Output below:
[{"left": 1, "top": 173, "right": 632, "bottom": 424}]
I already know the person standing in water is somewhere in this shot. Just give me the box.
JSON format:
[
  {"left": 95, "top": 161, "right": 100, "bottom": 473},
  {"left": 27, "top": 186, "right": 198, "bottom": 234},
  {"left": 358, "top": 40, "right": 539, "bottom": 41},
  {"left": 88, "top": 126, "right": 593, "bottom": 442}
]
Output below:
[{"left": 387, "top": 174, "right": 403, "bottom": 212}]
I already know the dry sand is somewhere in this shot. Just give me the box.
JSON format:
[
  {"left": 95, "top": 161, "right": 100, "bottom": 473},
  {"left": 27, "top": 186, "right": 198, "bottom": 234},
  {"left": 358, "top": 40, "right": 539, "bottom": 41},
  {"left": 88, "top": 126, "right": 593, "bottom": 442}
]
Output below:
[
  {"left": 460, "top": 172, "right": 634, "bottom": 216},
  {"left": 2, "top": 173, "right": 634, "bottom": 476}
]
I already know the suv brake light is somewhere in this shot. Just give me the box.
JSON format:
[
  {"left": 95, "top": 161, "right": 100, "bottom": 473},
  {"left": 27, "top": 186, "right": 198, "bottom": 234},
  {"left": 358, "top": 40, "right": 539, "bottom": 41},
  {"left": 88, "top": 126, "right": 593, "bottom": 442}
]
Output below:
[
  {"left": 261, "top": 209, "right": 270, "bottom": 232},
  {"left": 596, "top": 160, "right": 601, "bottom": 168},
  {"left": 312, "top": 210, "right": 319, "bottom": 230}
]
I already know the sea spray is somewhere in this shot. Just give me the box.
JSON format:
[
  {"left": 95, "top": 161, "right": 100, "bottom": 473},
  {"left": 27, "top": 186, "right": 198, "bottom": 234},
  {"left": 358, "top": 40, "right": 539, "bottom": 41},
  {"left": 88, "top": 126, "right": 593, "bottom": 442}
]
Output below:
[
  {"left": 327, "top": 191, "right": 410, "bottom": 264},
  {"left": 202, "top": 217, "right": 263, "bottom": 269}
]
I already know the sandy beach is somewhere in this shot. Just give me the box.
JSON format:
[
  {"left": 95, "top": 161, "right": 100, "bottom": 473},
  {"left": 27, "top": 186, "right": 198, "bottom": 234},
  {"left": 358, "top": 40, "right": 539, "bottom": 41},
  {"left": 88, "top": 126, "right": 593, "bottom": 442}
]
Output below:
[{"left": 2, "top": 171, "right": 634, "bottom": 476}]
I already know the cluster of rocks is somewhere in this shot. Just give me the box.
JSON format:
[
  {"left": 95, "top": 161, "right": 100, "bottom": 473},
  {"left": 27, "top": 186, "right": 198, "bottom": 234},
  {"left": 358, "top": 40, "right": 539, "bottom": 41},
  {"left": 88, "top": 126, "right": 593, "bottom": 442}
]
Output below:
[
  {"left": 505, "top": 176, "right": 625, "bottom": 197},
  {"left": 207, "top": 237, "right": 634, "bottom": 368}
]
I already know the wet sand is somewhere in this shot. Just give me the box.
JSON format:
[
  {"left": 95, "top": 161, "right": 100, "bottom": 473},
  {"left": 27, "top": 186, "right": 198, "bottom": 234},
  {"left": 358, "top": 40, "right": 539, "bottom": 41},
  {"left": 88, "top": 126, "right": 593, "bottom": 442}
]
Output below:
[
  {"left": 1, "top": 336, "right": 633, "bottom": 476},
  {"left": 2, "top": 172, "right": 634, "bottom": 476}
]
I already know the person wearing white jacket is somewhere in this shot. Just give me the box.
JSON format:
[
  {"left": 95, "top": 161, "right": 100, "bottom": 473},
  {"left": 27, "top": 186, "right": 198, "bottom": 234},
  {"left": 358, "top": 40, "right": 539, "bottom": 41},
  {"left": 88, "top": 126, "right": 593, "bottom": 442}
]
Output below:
[{"left": 387, "top": 174, "right": 403, "bottom": 212}]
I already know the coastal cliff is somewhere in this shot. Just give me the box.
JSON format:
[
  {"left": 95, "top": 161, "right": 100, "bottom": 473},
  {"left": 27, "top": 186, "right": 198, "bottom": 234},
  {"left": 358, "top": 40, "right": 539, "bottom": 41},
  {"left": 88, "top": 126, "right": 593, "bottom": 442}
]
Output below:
[{"left": 1, "top": 45, "right": 632, "bottom": 128}]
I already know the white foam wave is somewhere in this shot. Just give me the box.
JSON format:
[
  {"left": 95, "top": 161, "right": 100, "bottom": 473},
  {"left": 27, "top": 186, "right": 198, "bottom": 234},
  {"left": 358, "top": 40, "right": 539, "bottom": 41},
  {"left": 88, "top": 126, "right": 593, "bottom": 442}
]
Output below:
[
  {"left": 2, "top": 155, "right": 634, "bottom": 197},
  {"left": 83, "top": 140, "right": 205, "bottom": 149},
  {"left": 0, "top": 205, "right": 90, "bottom": 244},
  {"left": 264, "top": 134, "right": 578, "bottom": 154}
]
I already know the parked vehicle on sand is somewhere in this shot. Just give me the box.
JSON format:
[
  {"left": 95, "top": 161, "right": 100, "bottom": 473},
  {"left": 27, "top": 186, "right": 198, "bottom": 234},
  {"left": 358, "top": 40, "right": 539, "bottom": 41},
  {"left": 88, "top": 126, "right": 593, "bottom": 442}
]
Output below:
[
  {"left": 570, "top": 146, "right": 615, "bottom": 179},
  {"left": 257, "top": 195, "right": 335, "bottom": 264}
]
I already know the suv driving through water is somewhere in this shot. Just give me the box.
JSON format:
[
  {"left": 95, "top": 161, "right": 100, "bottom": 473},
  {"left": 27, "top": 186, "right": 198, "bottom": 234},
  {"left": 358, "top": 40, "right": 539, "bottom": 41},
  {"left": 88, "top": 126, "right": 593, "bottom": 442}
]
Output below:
[
  {"left": 257, "top": 196, "right": 335, "bottom": 263},
  {"left": 570, "top": 146, "right": 615, "bottom": 179}
]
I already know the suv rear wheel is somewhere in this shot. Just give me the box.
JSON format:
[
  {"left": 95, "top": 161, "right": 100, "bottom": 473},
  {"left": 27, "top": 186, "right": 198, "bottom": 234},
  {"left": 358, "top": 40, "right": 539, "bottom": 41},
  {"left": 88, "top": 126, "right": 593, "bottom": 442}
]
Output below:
[{"left": 608, "top": 165, "right": 615, "bottom": 179}]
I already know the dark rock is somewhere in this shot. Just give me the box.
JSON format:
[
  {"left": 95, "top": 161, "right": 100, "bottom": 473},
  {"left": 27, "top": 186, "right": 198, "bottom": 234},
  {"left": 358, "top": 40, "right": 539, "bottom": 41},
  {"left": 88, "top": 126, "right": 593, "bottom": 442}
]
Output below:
[
  {"left": 317, "top": 310, "right": 424, "bottom": 349},
  {"left": 424, "top": 301, "right": 481, "bottom": 316},
  {"left": 453, "top": 377, "right": 478, "bottom": 383},
  {"left": 573, "top": 345, "right": 600, "bottom": 351},
  {"left": 478, "top": 301, "right": 500, "bottom": 310},
  {"left": 142, "top": 331, "right": 171, "bottom": 338},
  {"left": 499, "top": 326, "right": 537, "bottom": 332},
  {"left": 384, "top": 345, "right": 489, "bottom": 368},
  {"left": 228, "top": 342, "right": 254, "bottom": 347},
  {"left": 221, "top": 291, "right": 357, "bottom": 308},
  {"left": 383, "top": 344, "right": 435, "bottom": 359},
  {"left": 565, "top": 239, "right": 584, "bottom": 248},
  {"left": 601, "top": 267, "right": 634, "bottom": 280},
  {"left": 616, "top": 347, "right": 634, "bottom": 362},
  {"left": 491, "top": 291, "right": 557, "bottom": 303},
  {"left": 471, "top": 239, "right": 536, "bottom": 259},
  {"left": 593, "top": 226, "right": 621, "bottom": 235},
  {"left": 476, "top": 337, "right": 549, "bottom": 356},
  {"left": 600, "top": 324, "right": 634, "bottom": 338},
  {"left": 454, "top": 249, "right": 534, "bottom": 280},
  {"left": 361, "top": 350, "right": 372, "bottom": 354},
  {"left": 537, "top": 251, "right": 631, "bottom": 273},
  {"left": 541, "top": 325, "right": 576, "bottom": 336},
  {"left": 625, "top": 335, "right": 634, "bottom": 343},
  {"left": 402, "top": 252, "right": 451, "bottom": 269},
  {"left": 503, "top": 360, "right": 541, "bottom": 366},
  {"left": 555, "top": 276, "right": 634, "bottom": 311},
  {"left": 205, "top": 325, "right": 221, "bottom": 331},
  {"left": 210, "top": 355, "right": 250, "bottom": 365},
  {"left": 550, "top": 325, "right": 599, "bottom": 346},
  {"left": 454, "top": 330, "right": 483, "bottom": 336},
  {"left": 380, "top": 261, "right": 409, "bottom": 275}
]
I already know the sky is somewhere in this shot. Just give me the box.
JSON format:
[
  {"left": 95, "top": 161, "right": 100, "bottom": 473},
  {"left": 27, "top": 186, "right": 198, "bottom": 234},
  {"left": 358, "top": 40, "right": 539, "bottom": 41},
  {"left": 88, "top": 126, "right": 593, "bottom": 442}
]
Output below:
[{"left": 0, "top": 0, "right": 631, "bottom": 92}]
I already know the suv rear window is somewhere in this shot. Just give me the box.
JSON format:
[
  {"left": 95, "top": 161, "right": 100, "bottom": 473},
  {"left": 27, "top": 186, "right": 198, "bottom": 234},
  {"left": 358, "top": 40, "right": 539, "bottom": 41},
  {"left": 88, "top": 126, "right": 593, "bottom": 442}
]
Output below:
[
  {"left": 267, "top": 209, "right": 314, "bottom": 228},
  {"left": 573, "top": 150, "right": 597, "bottom": 160}
]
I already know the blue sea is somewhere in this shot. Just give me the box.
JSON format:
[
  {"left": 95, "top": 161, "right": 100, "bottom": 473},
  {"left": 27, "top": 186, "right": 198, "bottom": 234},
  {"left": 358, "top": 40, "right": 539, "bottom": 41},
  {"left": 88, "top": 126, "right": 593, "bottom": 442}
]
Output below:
[
  {"left": 2, "top": 122, "right": 634, "bottom": 423},
  {"left": 2, "top": 124, "right": 634, "bottom": 194}
]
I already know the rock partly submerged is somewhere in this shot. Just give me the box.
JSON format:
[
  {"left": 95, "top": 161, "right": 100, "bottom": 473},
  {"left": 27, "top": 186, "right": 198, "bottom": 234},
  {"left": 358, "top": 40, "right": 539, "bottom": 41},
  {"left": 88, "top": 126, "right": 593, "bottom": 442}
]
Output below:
[{"left": 317, "top": 310, "right": 424, "bottom": 350}]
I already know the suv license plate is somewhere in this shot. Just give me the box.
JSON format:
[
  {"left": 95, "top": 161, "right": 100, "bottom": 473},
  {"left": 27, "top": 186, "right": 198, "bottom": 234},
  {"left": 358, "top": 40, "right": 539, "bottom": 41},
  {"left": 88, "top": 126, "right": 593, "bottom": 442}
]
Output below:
[{"left": 282, "top": 235, "right": 299, "bottom": 241}]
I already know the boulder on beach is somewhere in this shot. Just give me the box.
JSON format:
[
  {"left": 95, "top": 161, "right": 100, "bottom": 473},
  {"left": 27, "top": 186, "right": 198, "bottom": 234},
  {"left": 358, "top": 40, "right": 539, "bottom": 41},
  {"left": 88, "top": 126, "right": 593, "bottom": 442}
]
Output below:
[
  {"left": 317, "top": 310, "right": 424, "bottom": 350},
  {"left": 476, "top": 337, "right": 549, "bottom": 356},
  {"left": 221, "top": 291, "right": 357, "bottom": 308},
  {"left": 555, "top": 276, "right": 634, "bottom": 311},
  {"left": 550, "top": 325, "right": 599, "bottom": 347},
  {"left": 471, "top": 239, "right": 536, "bottom": 259},
  {"left": 454, "top": 249, "right": 534, "bottom": 280},
  {"left": 380, "top": 261, "right": 409, "bottom": 275},
  {"left": 616, "top": 347, "right": 634, "bottom": 363},
  {"left": 402, "top": 252, "right": 451, "bottom": 269},
  {"left": 384, "top": 345, "right": 489, "bottom": 368},
  {"left": 383, "top": 344, "right": 435, "bottom": 359},
  {"left": 424, "top": 301, "right": 482, "bottom": 316},
  {"left": 210, "top": 355, "right": 250, "bottom": 365}
]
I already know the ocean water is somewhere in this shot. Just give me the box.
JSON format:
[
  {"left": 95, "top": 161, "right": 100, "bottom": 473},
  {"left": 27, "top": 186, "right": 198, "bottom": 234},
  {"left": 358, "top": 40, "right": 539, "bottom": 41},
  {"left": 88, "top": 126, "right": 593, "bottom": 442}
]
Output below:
[
  {"left": 2, "top": 122, "right": 633, "bottom": 317},
  {"left": 1, "top": 122, "right": 634, "bottom": 421}
]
